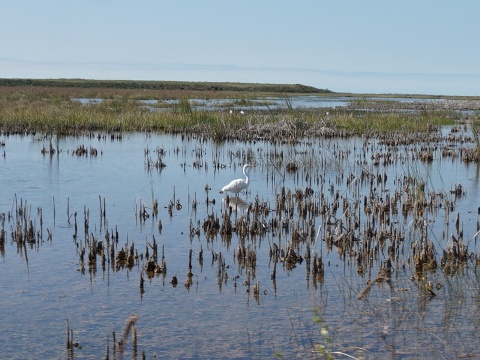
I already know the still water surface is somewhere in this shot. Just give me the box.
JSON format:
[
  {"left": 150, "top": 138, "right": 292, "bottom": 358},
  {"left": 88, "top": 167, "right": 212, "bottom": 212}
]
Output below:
[
  {"left": 0, "top": 132, "right": 479, "bottom": 359},
  {"left": 72, "top": 95, "right": 449, "bottom": 112}
]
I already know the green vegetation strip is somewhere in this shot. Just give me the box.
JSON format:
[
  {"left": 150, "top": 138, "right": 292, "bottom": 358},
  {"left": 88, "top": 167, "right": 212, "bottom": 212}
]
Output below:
[
  {"left": 0, "top": 78, "right": 330, "bottom": 94},
  {"left": 0, "top": 83, "right": 460, "bottom": 139}
]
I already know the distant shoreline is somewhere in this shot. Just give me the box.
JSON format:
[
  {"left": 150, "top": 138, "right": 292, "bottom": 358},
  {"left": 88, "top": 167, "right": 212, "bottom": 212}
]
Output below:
[
  {"left": 0, "top": 78, "right": 329, "bottom": 94},
  {"left": 1, "top": 78, "right": 478, "bottom": 100}
]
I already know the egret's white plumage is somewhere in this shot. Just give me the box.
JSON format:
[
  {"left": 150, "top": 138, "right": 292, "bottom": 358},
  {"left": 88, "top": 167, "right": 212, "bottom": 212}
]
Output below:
[{"left": 220, "top": 164, "right": 255, "bottom": 196}]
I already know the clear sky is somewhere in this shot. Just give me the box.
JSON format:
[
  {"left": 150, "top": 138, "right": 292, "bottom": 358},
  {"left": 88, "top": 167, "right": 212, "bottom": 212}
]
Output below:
[{"left": 1, "top": 1, "right": 479, "bottom": 96}]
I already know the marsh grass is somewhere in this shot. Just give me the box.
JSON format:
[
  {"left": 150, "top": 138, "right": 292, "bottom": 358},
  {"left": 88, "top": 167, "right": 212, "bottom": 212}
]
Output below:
[
  {"left": 0, "top": 87, "right": 459, "bottom": 139},
  {"left": 234, "top": 97, "right": 257, "bottom": 107},
  {"left": 332, "top": 110, "right": 453, "bottom": 133},
  {"left": 470, "top": 113, "right": 480, "bottom": 160}
]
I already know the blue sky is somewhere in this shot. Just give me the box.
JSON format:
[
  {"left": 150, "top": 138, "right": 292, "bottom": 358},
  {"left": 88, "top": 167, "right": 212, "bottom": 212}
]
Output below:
[{"left": 1, "top": 1, "right": 479, "bottom": 95}]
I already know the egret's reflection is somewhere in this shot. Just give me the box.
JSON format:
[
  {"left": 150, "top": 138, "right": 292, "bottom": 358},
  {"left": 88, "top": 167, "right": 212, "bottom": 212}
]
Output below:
[{"left": 222, "top": 196, "right": 249, "bottom": 211}]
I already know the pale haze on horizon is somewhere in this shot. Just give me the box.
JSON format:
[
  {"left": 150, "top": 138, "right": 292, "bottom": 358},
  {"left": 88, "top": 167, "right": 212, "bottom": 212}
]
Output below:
[{"left": 1, "top": 1, "right": 479, "bottom": 96}]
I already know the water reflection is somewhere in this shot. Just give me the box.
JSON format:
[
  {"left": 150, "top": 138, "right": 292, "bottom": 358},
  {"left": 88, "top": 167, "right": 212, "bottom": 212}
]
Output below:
[{"left": 222, "top": 196, "right": 250, "bottom": 211}]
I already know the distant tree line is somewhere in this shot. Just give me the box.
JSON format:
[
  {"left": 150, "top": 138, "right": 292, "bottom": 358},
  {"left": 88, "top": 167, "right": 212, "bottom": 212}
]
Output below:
[{"left": 0, "top": 78, "right": 332, "bottom": 94}]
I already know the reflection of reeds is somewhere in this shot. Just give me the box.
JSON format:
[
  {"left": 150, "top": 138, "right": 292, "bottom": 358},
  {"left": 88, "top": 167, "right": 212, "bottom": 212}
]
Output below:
[{"left": 118, "top": 314, "right": 139, "bottom": 353}]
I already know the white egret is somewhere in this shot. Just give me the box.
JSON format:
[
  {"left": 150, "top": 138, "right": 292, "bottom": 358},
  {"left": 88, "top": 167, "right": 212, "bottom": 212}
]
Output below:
[{"left": 219, "top": 164, "right": 255, "bottom": 196}]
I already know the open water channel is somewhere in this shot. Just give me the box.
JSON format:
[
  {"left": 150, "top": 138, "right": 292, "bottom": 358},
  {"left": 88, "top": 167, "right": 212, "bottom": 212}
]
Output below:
[{"left": 0, "top": 128, "right": 479, "bottom": 359}]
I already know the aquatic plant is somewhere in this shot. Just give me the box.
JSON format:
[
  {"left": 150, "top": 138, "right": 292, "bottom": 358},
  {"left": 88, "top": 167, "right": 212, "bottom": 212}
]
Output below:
[{"left": 469, "top": 112, "right": 480, "bottom": 161}]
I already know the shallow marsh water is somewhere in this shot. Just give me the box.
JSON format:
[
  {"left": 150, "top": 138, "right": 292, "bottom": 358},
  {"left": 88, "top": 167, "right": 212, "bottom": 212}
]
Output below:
[
  {"left": 0, "top": 130, "right": 479, "bottom": 359},
  {"left": 72, "top": 94, "right": 453, "bottom": 112}
]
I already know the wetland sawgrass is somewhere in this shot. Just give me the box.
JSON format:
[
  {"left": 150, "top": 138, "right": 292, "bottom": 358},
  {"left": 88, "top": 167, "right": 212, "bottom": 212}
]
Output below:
[
  {"left": 1, "top": 87, "right": 459, "bottom": 141},
  {"left": 332, "top": 110, "right": 453, "bottom": 134},
  {"left": 469, "top": 113, "right": 480, "bottom": 161},
  {"left": 0, "top": 96, "right": 174, "bottom": 134}
]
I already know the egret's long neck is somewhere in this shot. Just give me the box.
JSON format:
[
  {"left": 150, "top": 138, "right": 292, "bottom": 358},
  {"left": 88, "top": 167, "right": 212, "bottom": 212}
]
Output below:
[{"left": 244, "top": 167, "right": 250, "bottom": 185}]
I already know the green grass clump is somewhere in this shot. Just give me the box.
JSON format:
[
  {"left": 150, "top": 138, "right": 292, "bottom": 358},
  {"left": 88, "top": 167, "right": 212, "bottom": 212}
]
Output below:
[
  {"left": 330, "top": 111, "right": 454, "bottom": 134},
  {"left": 469, "top": 113, "right": 480, "bottom": 160},
  {"left": 0, "top": 95, "right": 190, "bottom": 134}
]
